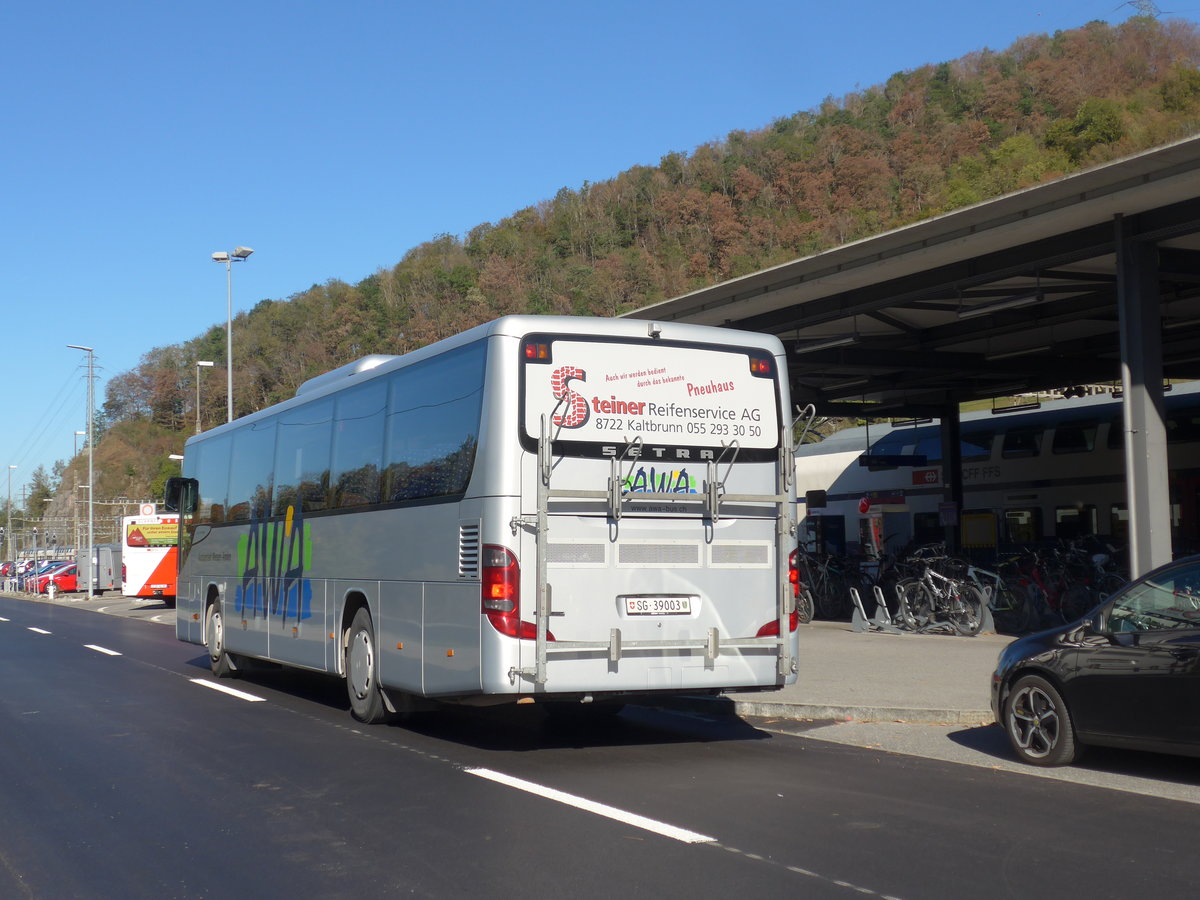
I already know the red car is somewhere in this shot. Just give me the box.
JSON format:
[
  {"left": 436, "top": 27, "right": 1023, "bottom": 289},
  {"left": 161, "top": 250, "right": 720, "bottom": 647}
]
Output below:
[{"left": 36, "top": 563, "right": 78, "bottom": 594}]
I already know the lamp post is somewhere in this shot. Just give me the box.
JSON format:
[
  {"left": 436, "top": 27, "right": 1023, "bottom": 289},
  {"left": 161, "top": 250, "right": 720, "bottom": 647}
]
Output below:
[
  {"left": 211, "top": 246, "right": 253, "bottom": 423},
  {"left": 6, "top": 465, "right": 15, "bottom": 566},
  {"left": 73, "top": 431, "right": 84, "bottom": 554},
  {"left": 67, "top": 344, "right": 95, "bottom": 599},
  {"left": 194, "top": 360, "right": 214, "bottom": 433}
]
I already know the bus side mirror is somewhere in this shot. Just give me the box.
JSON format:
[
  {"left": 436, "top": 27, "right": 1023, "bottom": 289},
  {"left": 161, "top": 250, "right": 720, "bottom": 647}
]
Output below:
[
  {"left": 805, "top": 489, "right": 827, "bottom": 509},
  {"left": 165, "top": 477, "right": 198, "bottom": 514}
]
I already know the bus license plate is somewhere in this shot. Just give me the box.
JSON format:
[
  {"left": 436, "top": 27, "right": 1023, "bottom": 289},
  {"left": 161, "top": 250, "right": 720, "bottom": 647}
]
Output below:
[{"left": 624, "top": 595, "right": 694, "bottom": 616}]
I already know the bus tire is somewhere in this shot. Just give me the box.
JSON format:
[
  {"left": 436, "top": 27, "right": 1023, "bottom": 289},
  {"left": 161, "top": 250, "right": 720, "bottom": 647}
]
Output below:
[
  {"left": 206, "top": 598, "right": 237, "bottom": 678},
  {"left": 346, "top": 608, "right": 393, "bottom": 724}
]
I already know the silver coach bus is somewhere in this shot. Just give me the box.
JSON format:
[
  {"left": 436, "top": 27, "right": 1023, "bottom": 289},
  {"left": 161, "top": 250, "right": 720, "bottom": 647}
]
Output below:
[{"left": 168, "top": 315, "right": 799, "bottom": 722}]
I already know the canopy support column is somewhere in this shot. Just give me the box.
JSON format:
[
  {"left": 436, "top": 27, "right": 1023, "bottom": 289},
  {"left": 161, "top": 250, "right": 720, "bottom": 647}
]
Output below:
[{"left": 1116, "top": 213, "right": 1171, "bottom": 578}]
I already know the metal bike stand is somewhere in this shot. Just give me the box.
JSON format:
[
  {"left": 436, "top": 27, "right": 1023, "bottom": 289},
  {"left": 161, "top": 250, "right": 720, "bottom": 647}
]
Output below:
[{"left": 850, "top": 585, "right": 903, "bottom": 634}]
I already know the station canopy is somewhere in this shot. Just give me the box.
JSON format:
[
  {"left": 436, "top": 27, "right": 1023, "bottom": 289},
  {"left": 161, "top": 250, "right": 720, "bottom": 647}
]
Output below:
[{"left": 627, "top": 135, "right": 1200, "bottom": 419}]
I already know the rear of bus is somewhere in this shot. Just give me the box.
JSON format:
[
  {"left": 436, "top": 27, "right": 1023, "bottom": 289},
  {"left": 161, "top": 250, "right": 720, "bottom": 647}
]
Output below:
[
  {"left": 121, "top": 513, "right": 179, "bottom": 605},
  {"left": 479, "top": 318, "right": 798, "bottom": 702}
]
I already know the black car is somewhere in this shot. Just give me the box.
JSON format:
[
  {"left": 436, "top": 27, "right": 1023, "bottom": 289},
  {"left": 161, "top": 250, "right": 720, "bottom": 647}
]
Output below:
[{"left": 991, "top": 554, "right": 1200, "bottom": 766}]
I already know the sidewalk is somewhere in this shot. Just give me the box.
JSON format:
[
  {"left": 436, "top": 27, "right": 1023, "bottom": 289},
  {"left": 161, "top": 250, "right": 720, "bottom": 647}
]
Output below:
[{"left": 698, "top": 620, "right": 1014, "bottom": 725}]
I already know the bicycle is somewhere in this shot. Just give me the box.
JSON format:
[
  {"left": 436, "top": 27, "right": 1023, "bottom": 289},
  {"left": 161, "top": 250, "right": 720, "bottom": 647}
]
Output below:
[
  {"left": 796, "top": 549, "right": 865, "bottom": 620},
  {"left": 963, "top": 561, "right": 1035, "bottom": 634},
  {"left": 894, "top": 559, "right": 986, "bottom": 636}
]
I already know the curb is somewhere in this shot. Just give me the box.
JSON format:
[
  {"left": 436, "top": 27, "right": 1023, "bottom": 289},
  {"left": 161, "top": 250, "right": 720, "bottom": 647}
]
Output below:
[{"left": 647, "top": 694, "right": 994, "bottom": 726}]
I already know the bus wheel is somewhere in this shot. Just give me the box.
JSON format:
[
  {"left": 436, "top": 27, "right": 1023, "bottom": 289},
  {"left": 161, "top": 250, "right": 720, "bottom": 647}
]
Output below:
[
  {"left": 346, "top": 608, "right": 392, "bottom": 724},
  {"left": 206, "top": 599, "right": 237, "bottom": 678}
]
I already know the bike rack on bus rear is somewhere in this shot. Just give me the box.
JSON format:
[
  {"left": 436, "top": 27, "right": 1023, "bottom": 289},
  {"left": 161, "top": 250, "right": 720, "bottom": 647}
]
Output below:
[{"left": 508, "top": 414, "right": 798, "bottom": 688}]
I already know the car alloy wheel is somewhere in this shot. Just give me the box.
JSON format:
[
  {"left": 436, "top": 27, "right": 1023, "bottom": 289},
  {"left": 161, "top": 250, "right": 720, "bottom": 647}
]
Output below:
[{"left": 1005, "top": 674, "right": 1079, "bottom": 766}]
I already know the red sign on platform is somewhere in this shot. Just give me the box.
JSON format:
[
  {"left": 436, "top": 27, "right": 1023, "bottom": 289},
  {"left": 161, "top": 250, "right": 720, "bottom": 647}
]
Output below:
[{"left": 912, "top": 468, "right": 940, "bottom": 486}]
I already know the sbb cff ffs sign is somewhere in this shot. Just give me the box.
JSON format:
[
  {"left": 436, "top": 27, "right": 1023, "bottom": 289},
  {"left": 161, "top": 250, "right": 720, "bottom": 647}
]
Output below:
[{"left": 912, "top": 469, "right": 940, "bottom": 485}]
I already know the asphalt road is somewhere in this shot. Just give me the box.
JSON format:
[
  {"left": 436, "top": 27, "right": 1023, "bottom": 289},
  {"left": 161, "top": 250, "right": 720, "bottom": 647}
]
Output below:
[{"left": 2, "top": 594, "right": 1199, "bottom": 899}]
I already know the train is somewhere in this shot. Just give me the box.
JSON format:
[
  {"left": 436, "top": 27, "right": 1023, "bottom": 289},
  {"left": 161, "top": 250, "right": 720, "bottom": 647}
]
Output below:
[{"left": 794, "top": 382, "right": 1200, "bottom": 561}]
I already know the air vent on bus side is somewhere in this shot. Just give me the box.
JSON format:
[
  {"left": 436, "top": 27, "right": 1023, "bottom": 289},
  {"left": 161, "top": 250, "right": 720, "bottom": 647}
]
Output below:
[{"left": 458, "top": 522, "right": 482, "bottom": 578}]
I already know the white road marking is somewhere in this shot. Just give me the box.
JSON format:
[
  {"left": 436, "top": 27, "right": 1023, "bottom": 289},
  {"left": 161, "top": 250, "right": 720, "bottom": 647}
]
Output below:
[
  {"left": 189, "top": 678, "right": 267, "bottom": 702},
  {"left": 27, "top": 627, "right": 51, "bottom": 634},
  {"left": 0, "top": 616, "right": 9, "bottom": 621},
  {"left": 84, "top": 644, "right": 122, "bottom": 656},
  {"left": 465, "top": 767, "right": 714, "bottom": 844}
]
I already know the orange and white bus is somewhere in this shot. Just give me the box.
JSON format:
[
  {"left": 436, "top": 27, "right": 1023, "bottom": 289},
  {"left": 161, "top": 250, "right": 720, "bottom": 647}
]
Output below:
[{"left": 122, "top": 509, "right": 179, "bottom": 606}]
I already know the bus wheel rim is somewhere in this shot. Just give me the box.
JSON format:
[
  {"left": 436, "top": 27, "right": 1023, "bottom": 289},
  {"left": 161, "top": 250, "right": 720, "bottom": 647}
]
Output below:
[
  {"left": 349, "top": 629, "right": 373, "bottom": 700},
  {"left": 209, "top": 609, "right": 224, "bottom": 660}
]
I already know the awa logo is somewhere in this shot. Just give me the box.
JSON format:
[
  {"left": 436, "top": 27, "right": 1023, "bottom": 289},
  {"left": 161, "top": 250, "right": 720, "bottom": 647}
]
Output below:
[
  {"left": 623, "top": 467, "right": 697, "bottom": 494},
  {"left": 235, "top": 504, "right": 312, "bottom": 624},
  {"left": 551, "top": 366, "right": 589, "bottom": 429}
]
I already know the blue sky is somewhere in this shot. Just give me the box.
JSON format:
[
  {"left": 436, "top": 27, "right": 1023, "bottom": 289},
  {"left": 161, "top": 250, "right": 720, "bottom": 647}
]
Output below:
[{"left": 1, "top": 0, "right": 1171, "bottom": 501}]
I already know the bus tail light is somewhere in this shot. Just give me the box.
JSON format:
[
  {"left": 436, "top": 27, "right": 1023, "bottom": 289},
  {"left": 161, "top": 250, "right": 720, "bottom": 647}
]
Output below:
[
  {"left": 481, "top": 545, "right": 554, "bottom": 641},
  {"left": 758, "top": 549, "right": 801, "bottom": 637},
  {"left": 756, "top": 609, "right": 799, "bottom": 637}
]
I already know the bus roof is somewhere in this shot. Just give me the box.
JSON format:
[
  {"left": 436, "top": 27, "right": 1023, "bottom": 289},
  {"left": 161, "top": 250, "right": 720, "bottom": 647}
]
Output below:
[{"left": 185, "top": 315, "right": 787, "bottom": 450}]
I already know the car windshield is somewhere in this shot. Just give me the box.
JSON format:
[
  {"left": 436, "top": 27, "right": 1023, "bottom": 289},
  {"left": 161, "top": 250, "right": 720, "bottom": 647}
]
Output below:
[{"left": 1108, "top": 560, "right": 1200, "bottom": 631}]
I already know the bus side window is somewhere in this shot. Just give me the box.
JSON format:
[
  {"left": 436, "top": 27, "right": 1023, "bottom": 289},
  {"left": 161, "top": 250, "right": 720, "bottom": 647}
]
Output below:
[
  {"left": 274, "top": 398, "right": 334, "bottom": 515},
  {"left": 383, "top": 343, "right": 486, "bottom": 503},
  {"left": 228, "top": 420, "right": 276, "bottom": 521},
  {"left": 193, "top": 433, "right": 231, "bottom": 524},
  {"left": 331, "top": 380, "right": 387, "bottom": 508}
]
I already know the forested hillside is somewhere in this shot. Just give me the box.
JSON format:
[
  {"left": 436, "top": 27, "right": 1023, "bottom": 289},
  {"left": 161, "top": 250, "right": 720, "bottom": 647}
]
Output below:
[{"left": 54, "top": 17, "right": 1200, "bottom": 510}]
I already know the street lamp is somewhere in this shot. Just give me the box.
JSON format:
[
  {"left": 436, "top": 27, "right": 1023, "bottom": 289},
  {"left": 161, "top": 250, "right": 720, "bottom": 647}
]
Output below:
[
  {"left": 72, "top": 431, "right": 84, "bottom": 554},
  {"left": 67, "top": 344, "right": 95, "bottom": 599},
  {"left": 194, "top": 360, "right": 214, "bottom": 433},
  {"left": 6, "top": 465, "right": 15, "bottom": 565},
  {"left": 211, "top": 246, "right": 254, "bottom": 423}
]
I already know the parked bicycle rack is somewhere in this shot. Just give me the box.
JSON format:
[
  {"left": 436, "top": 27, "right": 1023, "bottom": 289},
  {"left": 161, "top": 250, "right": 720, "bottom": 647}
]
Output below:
[
  {"left": 849, "top": 585, "right": 903, "bottom": 634},
  {"left": 850, "top": 583, "right": 995, "bottom": 636}
]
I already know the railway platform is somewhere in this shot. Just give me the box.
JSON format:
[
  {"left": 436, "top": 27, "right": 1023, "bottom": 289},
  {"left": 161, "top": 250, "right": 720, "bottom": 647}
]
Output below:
[{"left": 669, "top": 620, "right": 1015, "bottom": 726}]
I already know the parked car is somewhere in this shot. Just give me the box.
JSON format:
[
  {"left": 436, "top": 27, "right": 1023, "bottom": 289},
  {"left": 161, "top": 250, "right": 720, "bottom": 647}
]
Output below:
[
  {"left": 992, "top": 554, "right": 1200, "bottom": 766},
  {"left": 36, "top": 562, "right": 78, "bottom": 594}
]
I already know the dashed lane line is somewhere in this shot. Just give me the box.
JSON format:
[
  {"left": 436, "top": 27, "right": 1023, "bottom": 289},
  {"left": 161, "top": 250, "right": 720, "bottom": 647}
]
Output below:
[
  {"left": 188, "top": 677, "right": 267, "bottom": 703},
  {"left": 466, "top": 766, "right": 715, "bottom": 843},
  {"left": 84, "top": 644, "right": 122, "bottom": 656}
]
